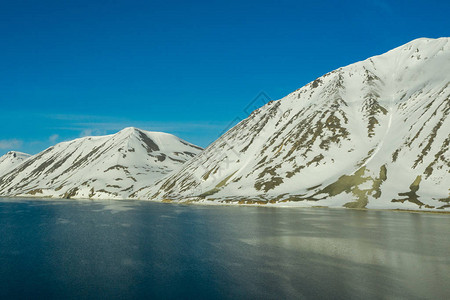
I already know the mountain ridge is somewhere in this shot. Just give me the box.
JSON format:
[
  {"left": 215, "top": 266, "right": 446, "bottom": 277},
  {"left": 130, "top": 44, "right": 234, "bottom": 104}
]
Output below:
[
  {"left": 0, "top": 127, "right": 202, "bottom": 199},
  {"left": 137, "top": 37, "right": 450, "bottom": 210},
  {"left": 0, "top": 38, "right": 448, "bottom": 210},
  {"left": 0, "top": 151, "right": 31, "bottom": 175}
]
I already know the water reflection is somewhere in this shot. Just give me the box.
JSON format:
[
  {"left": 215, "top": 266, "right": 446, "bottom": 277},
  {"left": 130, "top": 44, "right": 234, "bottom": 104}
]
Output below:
[{"left": 0, "top": 198, "right": 449, "bottom": 299}]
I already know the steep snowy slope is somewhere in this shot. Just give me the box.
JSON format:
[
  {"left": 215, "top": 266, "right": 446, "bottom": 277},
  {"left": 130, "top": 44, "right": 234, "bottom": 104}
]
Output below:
[
  {"left": 0, "top": 151, "right": 31, "bottom": 175},
  {"left": 141, "top": 38, "right": 450, "bottom": 210},
  {"left": 0, "top": 127, "right": 202, "bottom": 199}
]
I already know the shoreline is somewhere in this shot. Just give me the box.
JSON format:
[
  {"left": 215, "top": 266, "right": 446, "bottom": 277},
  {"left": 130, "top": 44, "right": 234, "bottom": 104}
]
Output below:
[{"left": 1, "top": 195, "right": 449, "bottom": 215}]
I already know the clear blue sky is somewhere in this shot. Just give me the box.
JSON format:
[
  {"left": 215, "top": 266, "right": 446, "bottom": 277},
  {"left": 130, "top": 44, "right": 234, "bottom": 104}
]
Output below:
[{"left": 1, "top": 0, "right": 449, "bottom": 155}]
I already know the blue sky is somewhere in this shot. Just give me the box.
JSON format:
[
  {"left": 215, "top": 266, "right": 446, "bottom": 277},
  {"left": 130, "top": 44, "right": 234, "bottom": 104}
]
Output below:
[{"left": 1, "top": 0, "right": 449, "bottom": 155}]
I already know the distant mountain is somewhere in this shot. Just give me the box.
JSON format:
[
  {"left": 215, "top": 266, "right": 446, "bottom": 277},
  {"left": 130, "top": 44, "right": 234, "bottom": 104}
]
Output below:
[
  {"left": 141, "top": 38, "right": 450, "bottom": 210},
  {"left": 0, "top": 151, "right": 31, "bottom": 175},
  {"left": 0, "top": 127, "right": 202, "bottom": 199}
]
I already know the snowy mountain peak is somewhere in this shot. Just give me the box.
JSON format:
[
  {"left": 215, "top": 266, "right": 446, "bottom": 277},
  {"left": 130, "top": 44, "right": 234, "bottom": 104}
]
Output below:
[
  {"left": 121, "top": 126, "right": 139, "bottom": 132},
  {"left": 0, "top": 127, "right": 202, "bottom": 199},
  {"left": 114, "top": 127, "right": 202, "bottom": 153},
  {"left": 0, "top": 151, "right": 31, "bottom": 176},
  {"left": 117, "top": 126, "right": 143, "bottom": 137},
  {"left": 141, "top": 38, "right": 450, "bottom": 210},
  {"left": 4, "top": 151, "right": 31, "bottom": 159},
  {"left": 402, "top": 37, "right": 448, "bottom": 46}
]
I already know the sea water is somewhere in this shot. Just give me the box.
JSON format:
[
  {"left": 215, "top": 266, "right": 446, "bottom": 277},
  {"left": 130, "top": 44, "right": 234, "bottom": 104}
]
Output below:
[{"left": 1, "top": 198, "right": 449, "bottom": 299}]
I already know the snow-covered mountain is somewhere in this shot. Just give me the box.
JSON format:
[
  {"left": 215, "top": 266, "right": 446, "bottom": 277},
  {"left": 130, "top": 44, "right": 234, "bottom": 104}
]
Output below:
[
  {"left": 0, "top": 151, "right": 31, "bottom": 175},
  {"left": 139, "top": 37, "right": 450, "bottom": 210},
  {"left": 0, "top": 127, "right": 202, "bottom": 199}
]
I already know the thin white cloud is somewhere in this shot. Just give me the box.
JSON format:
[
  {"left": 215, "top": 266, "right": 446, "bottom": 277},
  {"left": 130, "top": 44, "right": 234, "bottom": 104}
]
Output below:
[
  {"left": 39, "top": 113, "right": 231, "bottom": 136},
  {"left": 40, "top": 113, "right": 231, "bottom": 148},
  {"left": 79, "top": 128, "right": 107, "bottom": 137},
  {"left": 53, "top": 120, "right": 228, "bottom": 134},
  {"left": 49, "top": 134, "right": 59, "bottom": 143},
  {"left": 0, "top": 139, "right": 23, "bottom": 150}
]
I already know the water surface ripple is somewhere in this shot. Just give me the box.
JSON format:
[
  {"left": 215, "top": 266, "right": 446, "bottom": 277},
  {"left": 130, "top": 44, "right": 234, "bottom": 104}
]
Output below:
[{"left": 1, "top": 198, "right": 449, "bottom": 299}]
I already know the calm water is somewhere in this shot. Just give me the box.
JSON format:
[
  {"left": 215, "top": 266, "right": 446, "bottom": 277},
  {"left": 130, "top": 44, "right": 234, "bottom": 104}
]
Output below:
[{"left": 1, "top": 198, "right": 449, "bottom": 299}]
